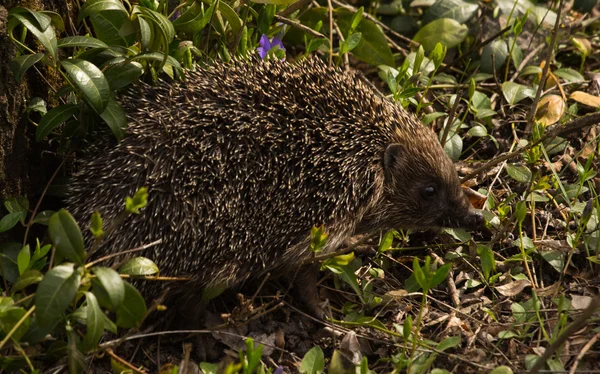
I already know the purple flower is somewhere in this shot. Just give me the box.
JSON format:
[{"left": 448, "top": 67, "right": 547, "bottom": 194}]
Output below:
[
  {"left": 257, "top": 34, "right": 285, "bottom": 60},
  {"left": 273, "top": 366, "right": 284, "bottom": 374}
]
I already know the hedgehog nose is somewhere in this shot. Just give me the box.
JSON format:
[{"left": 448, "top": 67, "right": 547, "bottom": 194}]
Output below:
[{"left": 465, "top": 210, "right": 484, "bottom": 230}]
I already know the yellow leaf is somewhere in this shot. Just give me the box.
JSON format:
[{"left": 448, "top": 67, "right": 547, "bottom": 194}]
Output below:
[
  {"left": 535, "top": 95, "right": 565, "bottom": 126},
  {"left": 570, "top": 91, "right": 600, "bottom": 108}
]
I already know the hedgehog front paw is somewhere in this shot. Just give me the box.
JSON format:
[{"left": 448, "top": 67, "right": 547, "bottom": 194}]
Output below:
[{"left": 293, "top": 265, "right": 329, "bottom": 320}]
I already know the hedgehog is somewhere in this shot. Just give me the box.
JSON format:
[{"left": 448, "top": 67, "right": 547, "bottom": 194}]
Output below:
[{"left": 66, "top": 56, "right": 483, "bottom": 319}]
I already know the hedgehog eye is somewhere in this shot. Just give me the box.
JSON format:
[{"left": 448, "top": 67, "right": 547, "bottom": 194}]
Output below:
[{"left": 421, "top": 185, "right": 437, "bottom": 200}]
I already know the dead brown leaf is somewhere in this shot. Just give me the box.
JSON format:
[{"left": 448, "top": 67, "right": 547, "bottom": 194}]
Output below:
[
  {"left": 570, "top": 91, "right": 600, "bottom": 108},
  {"left": 494, "top": 280, "right": 532, "bottom": 297}
]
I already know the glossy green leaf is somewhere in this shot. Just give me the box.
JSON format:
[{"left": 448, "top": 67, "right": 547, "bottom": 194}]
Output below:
[
  {"left": 0, "top": 298, "right": 31, "bottom": 342},
  {"left": 299, "top": 346, "right": 325, "bottom": 374},
  {"left": 0, "top": 242, "right": 21, "bottom": 283},
  {"left": 424, "top": 0, "right": 479, "bottom": 24},
  {"left": 0, "top": 213, "right": 22, "bottom": 233},
  {"left": 104, "top": 61, "right": 143, "bottom": 91},
  {"left": 172, "top": 1, "right": 215, "bottom": 34},
  {"left": 553, "top": 68, "right": 585, "bottom": 83},
  {"left": 89, "top": 10, "right": 135, "bottom": 47},
  {"left": 32, "top": 210, "right": 55, "bottom": 225},
  {"left": 436, "top": 336, "right": 461, "bottom": 351},
  {"left": 92, "top": 267, "right": 125, "bottom": 311},
  {"left": 8, "top": 13, "right": 58, "bottom": 63},
  {"left": 36, "top": 104, "right": 79, "bottom": 141},
  {"left": 506, "top": 164, "right": 532, "bottom": 183},
  {"left": 100, "top": 97, "right": 127, "bottom": 140},
  {"left": 336, "top": 9, "right": 395, "bottom": 67},
  {"left": 61, "top": 59, "right": 110, "bottom": 114},
  {"left": 443, "top": 133, "right": 463, "bottom": 162},
  {"left": 48, "top": 209, "right": 85, "bottom": 266},
  {"left": 131, "top": 52, "right": 182, "bottom": 72},
  {"left": 83, "top": 292, "right": 104, "bottom": 352},
  {"left": 17, "top": 245, "right": 31, "bottom": 275},
  {"left": 57, "top": 36, "right": 109, "bottom": 49},
  {"left": 115, "top": 282, "right": 147, "bottom": 328},
  {"left": 11, "top": 269, "right": 44, "bottom": 293},
  {"left": 9, "top": 7, "right": 52, "bottom": 31},
  {"left": 430, "top": 263, "right": 451, "bottom": 288},
  {"left": 413, "top": 18, "right": 468, "bottom": 52},
  {"left": 251, "top": 0, "right": 298, "bottom": 4},
  {"left": 118, "top": 257, "right": 159, "bottom": 276},
  {"left": 481, "top": 39, "right": 508, "bottom": 73},
  {"left": 35, "top": 263, "right": 81, "bottom": 327},
  {"left": 502, "top": 82, "right": 535, "bottom": 105},
  {"left": 218, "top": 2, "right": 243, "bottom": 35},
  {"left": 9, "top": 53, "right": 45, "bottom": 82},
  {"left": 78, "top": 0, "right": 128, "bottom": 21}
]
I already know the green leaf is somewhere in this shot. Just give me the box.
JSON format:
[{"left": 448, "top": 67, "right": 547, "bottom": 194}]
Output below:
[
  {"left": 345, "top": 32, "right": 363, "bottom": 52},
  {"left": 9, "top": 7, "right": 52, "bottom": 31},
  {"left": 172, "top": 1, "right": 215, "bottom": 34},
  {"left": 217, "top": 2, "right": 243, "bottom": 35},
  {"left": 79, "top": 0, "right": 128, "bottom": 21},
  {"left": 436, "top": 336, "right": 461, "bottom": 351},
  {"left": 0, "top": 213, "right": 22, "bottom": 233},
  {"left": 82, "top": 292, "right": 104, "bottom": 352},
  {"left": 11, "top": 269, "right": 44, "bottom": 293},
  {"left": 32, "top": 210, "right": 55, "bottom": 225},
  {"left": 92, "top": 267, "right": 125, "bottom": 310},
  {"left": 8, "top": 12, "right": 58, "bottom": 64},
  {"left": 481, "top": 39, "right": 508, "bottom": 73},
  {"left": 413, "top": 18, "right": 468, "bottom": 53},
  {"left": 36, "top": 104, "right": 79, "bottom": 141},
  {"left": 48, "top": 209, "right": 85, "bottom": 266},
  {"left": 299, "top": 346, "right": 325, "bottom": 374},
  {"left": 118, "top": 257, "right": 159, "bottom": 276},
  {"left": 251, "top": 0, "right": 298, "bottom": 4},
  {"left": 90, "top": 211, "right": 104, "bottom": 238},
  {"left": 34, "top": 263, "right": 81, "bottom": 327},
  {"left": 430, "top": 263, "right": 451, "bottom": 288},
  {"left": 115, "top": 282, "right": 147, "bottom": 328},
  {"left": 100, "top": 97, "right": 127, "bottom": 140},
  {"left": 443, "top": 133, "right": 463, "bottom": 162},
  {"left": 489, "top": 366, "right": 514, "bottom": 374},
  {"left": 378, "top": 230, "right": 395, "bottom": 253},
  {"left": 412, "top": 257, "right": 427, "bottom": 291},
  {"left": 336, "top": 9, "right": 395, "bottom": 66},
  {"left": 0, "top": 298, "right": 31, "bottom": 342},
  {"left": 61, "top": 59, "right": 110, "bottom": 114},
  {"left": 17, "top": 245, "right": 31, "bottom": 275},
  {"left": 476, "top": 244, "right": 495, "bottom": 280},
  {"left": 467, "top": 124, "right": 487, "bottom": 137},
  {"left": 0, "top": 242, "right": 21, "bottom": 283},
  {"left": 89, "top": 11, "right": 136, "bottom": 47},
  {"left": 104, "top": 62, "right": 143, "bottom": 91},
  {"left": 131, "top": 52, "right": 182, "bottom": 72},
  {"left": 125, "top": 187, "right": 148, "bottom": 214},
  {"left": 506, "top": 164, "right": 532, "bottom": 183},
  {"left": 553, "top": 68, "right": 585, "bottom": 83},
  {"left": 502, "top": 82, "right": 535, "bottom": 105},
  {"left": 423, "top": 0, "right": 479, "bottom": 24},
  {"left": 515, "top": 201, "right": 527, "bottom": 224},
  {"left": 9, "top": 53, "right": 45, "bottom": 83},
  {"left": 137, "top": 7, "right": 175, "bottom": 54},
  {"left": 57, "top": 36, "right": 109, "bottom": 49}
]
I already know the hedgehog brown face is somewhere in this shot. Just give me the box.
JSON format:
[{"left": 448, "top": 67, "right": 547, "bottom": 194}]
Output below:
[{"left": 379, "top": 126, "right": 483, "bottom": 231}]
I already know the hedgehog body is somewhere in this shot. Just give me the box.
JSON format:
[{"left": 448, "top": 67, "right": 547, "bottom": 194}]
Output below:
[{"left": 67, "top": 57, "right": 482, "bottom": 316}]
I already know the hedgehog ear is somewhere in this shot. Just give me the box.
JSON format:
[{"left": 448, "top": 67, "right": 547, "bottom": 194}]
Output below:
[{"left": 384, "top": 143, "right": 407, "bottom": 170}]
